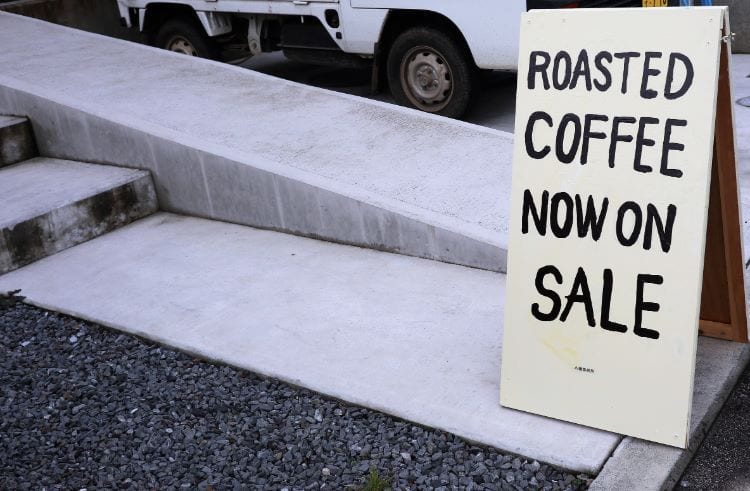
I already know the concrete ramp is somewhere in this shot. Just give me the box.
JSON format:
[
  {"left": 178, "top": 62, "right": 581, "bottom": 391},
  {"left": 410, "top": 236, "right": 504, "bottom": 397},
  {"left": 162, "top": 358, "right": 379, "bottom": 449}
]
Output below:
[{"left": 0, "top": 12, "right": 512, "bottom": 272}]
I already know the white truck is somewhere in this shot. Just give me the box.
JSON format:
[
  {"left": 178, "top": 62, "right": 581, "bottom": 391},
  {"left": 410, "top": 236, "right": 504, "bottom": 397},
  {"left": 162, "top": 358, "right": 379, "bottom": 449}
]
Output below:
[{"left": 116, "top": 0, "right": 639, "bottom": 117}]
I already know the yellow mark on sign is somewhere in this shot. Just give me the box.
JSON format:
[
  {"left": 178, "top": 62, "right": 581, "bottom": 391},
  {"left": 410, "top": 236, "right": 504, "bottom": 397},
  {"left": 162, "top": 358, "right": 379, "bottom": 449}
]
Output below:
[
  {"left": 540, "top": 332, "right": 581, "bottom": 367},
  {"left": 643, "top": 0, "right": 669, "bottom": 6}
]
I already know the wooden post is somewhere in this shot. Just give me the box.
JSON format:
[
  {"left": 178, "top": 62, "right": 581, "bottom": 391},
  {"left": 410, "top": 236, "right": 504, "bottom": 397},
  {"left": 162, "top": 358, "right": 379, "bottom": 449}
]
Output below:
[{"left": 699, "top": 29, "right": 749, "bottom": 343}]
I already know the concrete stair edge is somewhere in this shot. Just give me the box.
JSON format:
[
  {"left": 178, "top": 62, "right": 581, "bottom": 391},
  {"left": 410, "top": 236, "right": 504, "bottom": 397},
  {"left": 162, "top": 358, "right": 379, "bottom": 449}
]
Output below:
[
  {"left": 0, "top": 114, "right": 37, "bottom": 167},
  {"left": 0, "top": 160, "right": 158, "bottom": 274}
]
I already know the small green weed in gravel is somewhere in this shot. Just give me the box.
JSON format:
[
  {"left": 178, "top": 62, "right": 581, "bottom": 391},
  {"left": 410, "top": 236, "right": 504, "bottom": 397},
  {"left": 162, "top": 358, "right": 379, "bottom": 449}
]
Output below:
[{"left": 360, "top": 467, "right": 389, "bottom": 491}]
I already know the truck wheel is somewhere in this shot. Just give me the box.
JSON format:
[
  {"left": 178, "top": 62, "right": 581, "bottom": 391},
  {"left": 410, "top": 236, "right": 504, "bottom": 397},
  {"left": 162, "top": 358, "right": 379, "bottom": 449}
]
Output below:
[
  {"left": 155, "top": 18, "right": 217, "bottom": 59},
  {"left": 387, "top": 27, "right": 477, "bottom": 119}
]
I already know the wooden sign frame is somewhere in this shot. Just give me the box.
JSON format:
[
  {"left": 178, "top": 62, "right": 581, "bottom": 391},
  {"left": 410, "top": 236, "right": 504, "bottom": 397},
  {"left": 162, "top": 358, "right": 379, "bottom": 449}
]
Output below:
[{"left": 699, "top": 25, "right": 749, "bottom": 343}]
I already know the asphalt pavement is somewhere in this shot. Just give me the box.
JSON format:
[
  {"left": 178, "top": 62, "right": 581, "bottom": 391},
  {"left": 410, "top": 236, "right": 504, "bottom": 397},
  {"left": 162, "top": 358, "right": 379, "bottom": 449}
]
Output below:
[
  {"left": 677, "top": 358, "right": 750, "bottom": 490},
  {"left": 241, "top": 53, "right": 518, "bottom": 134}
]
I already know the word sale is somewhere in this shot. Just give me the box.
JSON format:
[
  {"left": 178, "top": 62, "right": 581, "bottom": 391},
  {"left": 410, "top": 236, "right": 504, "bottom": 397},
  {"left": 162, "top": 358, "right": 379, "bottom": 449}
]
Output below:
[{"left": 531, "top": 266, "right": 663, "bottom": 340}]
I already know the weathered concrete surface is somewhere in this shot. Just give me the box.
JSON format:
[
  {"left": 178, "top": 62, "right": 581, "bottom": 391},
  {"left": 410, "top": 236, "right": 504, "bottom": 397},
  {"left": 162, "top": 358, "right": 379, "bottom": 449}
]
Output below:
[
  {"left": 0, "top": 12, "right": 511, "bottom": 272},
  {"left": 0, "top": 115, "right": 36, "bottom": 167},
  {"left": 0, "top": 0, "right": 143, "bottom": 43},
  {"left": 0, "top": 212, "right": 621, "bottom": 474},
  {"left": 0, "top": 157, "right": 157, "bottom": 274}
]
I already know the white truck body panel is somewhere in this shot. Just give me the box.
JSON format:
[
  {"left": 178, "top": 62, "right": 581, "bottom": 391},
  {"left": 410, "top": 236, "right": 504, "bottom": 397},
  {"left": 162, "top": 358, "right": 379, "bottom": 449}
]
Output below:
[
  {"left": 195, "top": 11, "right": 234, "bottom": 36},
  {"left": 117, "top": 0, "right": 526, "bottom": 69},
  {"left": 336, "top": 7, "right": 389, "bottom": 55},
  {"left": 350, "top": 0, "right": 526, "bottom": 69}
]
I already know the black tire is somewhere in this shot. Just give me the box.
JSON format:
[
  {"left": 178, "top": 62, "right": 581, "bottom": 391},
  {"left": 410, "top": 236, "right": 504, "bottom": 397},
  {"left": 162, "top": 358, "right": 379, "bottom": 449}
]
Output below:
[
  {"left": 386, "top": 27, "right": 477, "bottom": 119},
  {"left": 154, "top": 18, "right": 218, "bottom": 60}
]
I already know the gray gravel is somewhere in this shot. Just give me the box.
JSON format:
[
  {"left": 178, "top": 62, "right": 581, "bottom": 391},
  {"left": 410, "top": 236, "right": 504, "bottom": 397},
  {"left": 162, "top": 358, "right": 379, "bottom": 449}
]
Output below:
[
  {"left": 0, "top": 299, "right": 592, "bottom": 490},
  {"left": 677, "top": 354, "right": 750, "bottom": 491}
]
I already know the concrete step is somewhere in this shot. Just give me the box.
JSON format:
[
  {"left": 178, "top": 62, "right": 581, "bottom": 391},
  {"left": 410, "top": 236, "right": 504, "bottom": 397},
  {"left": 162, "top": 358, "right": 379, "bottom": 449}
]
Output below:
[
  {"left": 0, "top": 114, "right": 36, "bottom": 167},
  {"left": 0, "top": 157, "right": 157, "bottom": 274}
]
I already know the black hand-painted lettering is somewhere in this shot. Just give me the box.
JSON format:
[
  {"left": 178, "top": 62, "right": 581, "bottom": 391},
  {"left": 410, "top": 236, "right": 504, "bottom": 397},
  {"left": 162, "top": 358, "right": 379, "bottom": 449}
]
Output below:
[
  {"left": 614, "top": 51, "right": 641, "bottom": 94},
  {"left": 665, "top": 52, "right": 694, "bottom": 100},
  {"left": 634, "top": 116, "right": 659, "bottom": 174},
  {"left": 661, "top": 119, "right": 687, "bottom": 178},
  {"left": 634, "top": 274, "right": 663, "bottom": 339},
  {"left": 550, "top": 192, "right": 574, "bottom": 238},
  {"left": 570, "top": 49, "right": 593, "bottom": 91},
  {"left": 553, "top": 51, "right": 573, "bottom": 90},
  {"left": 528, "top": 51, "right": 552, "bottom": 90},
  {"left": 560, "top": 267, "right": 596, "bottom": 328},
  {"left": 616, "top": 201, "right": 643, "bottom": 247},
  {"left": 532, "top": 265, "right": 563, "bottom": 322},
  {"left": 601, "top": 269, "right": 627, "bottom": 333},
  {"left": 522, "top": 189, "right": 549, "bottom": 236},
  {"left": 575, "top": 195, "right": 609, "bottom": 241},
  {"left": 593, "top": 51, "right": 613, "bottom": 91},
  {"left": 644, "top": 204, "right": 677, "bottom": 253},
  {"left": 640, "top": 51, "right": 662, "bottom": 99},
  {"left": 555, "top": 113, "right": 581, "bottom": 164},
  {"left": 525, "top": 111, "right": 553, "bottom": 159},
  {"left": 609, "top": 117, "right": 636, "bottom": 168},
  {"left": 581, "top": 114, "right": 608, "bottom": 165}
]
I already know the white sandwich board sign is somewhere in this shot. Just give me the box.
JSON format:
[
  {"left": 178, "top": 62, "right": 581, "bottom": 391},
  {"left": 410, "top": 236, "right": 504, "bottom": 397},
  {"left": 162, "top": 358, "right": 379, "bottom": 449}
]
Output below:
[{"left": 501, "top": 7, "right": 746, "bottom": 447}]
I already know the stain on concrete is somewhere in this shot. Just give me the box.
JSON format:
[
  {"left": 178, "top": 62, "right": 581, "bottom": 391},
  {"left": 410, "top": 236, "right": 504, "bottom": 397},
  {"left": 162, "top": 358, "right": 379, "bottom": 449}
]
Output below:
[
  {"left": 88, "top": 182, "right": 138, "bottom": 226},
  {"left": 0, "top": 118, "right": 37, "bottom": 167},
  {"left": 2, "top": 218, "right": 47, "bottom": 271}
]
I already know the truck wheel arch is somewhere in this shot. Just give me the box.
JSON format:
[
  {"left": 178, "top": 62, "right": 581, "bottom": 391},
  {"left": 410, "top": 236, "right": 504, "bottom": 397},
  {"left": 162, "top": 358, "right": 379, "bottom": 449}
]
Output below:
[
  {"left": 377, "top": 10, "right": 477, "bottom": 69},
  {"left": 142, "top": 3, "right": 201, "bottom": 42}
]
